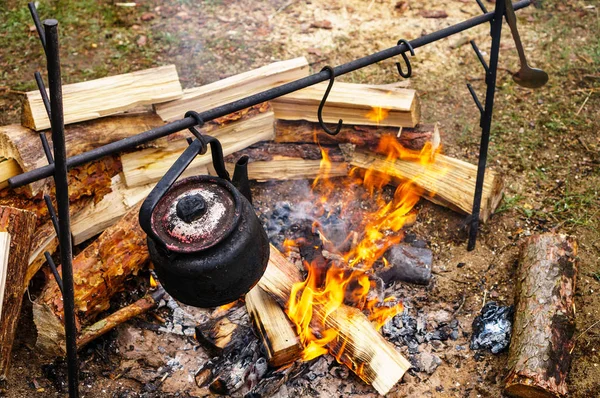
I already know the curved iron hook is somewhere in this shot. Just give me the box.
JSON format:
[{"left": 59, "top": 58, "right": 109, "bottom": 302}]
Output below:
[
  {"left": 184, "top": 110, "right": 208, "bottom": 154},
  {"left": 395, "top": 39, "right": 415, "bottom": 79},
  {"left": 317, "top": 66, "right": 343, "bottom": 136}
]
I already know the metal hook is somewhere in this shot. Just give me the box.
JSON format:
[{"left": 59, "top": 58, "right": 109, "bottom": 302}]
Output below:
[
  {"left": 395, "top": 39, "right": 415, "bottom": 79},
  {"left": 317, "top": 66, "right": 343, "bottom": 136},
  {"left": 184, "top": 110, "right": 208, "bottom": 154}
]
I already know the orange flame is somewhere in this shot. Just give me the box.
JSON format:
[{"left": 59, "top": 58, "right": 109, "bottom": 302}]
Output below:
[
  {"left": 365, "top": 106, "right": 389, "bottom": 124},
  {"left": 286, "top": 127, "right": 441, "bottom": 368}
]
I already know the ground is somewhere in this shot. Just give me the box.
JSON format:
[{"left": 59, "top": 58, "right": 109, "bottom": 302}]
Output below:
[{"left": 0, "top": 0, "right": 598, "bottom": 397}]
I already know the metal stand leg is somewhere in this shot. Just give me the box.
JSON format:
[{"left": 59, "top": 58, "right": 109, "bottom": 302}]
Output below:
[
  {"left": 467, "top": 0, "right": 505, "bottom": 251},
  {"left": 44, "top": 19, "right": 80, "bottom": 398}
]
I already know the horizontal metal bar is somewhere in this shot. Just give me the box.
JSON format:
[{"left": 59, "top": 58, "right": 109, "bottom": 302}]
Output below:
[{"left": 8, "top": 0, "right": 531, "bottom": 188}]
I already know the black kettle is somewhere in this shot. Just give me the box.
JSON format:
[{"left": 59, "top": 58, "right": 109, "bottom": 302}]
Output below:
[{"left": 139, "top": 132, "right": 269, "bottom": 308}]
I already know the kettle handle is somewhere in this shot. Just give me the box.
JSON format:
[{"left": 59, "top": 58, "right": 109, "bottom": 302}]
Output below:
[{"left": 139, "top": 137, "right": 230, "bottom": 246}]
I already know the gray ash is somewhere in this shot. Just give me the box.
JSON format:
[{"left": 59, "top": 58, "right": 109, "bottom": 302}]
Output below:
[{"left": 382, "top": 307, "right": 461, "bottom": 354}]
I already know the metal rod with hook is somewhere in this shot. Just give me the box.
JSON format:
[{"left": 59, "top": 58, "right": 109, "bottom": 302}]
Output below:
[
  {"left": 395, "top": 39, "right": 415, "bottom": 79},
  {"left": 317, "top": 66, "right": 343, "bottom": 136},
  {"left": 8, "top": 0, "right": 533, "bottom": 189},
  {"left": 467, "top": 0, "right": 505, "bottom": 250}
]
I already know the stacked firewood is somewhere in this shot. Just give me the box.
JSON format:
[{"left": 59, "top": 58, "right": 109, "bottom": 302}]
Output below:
[{"left": 4, "top": 57, "right": 576, "bottom": 397}]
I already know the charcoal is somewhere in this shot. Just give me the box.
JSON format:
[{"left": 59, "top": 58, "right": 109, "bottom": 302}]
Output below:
[
  {"left": 378, "top": 244, "right": 433, "bottom": 285},
  {"left": 470, "top": 301, "right": 514, "bottom": 354}
]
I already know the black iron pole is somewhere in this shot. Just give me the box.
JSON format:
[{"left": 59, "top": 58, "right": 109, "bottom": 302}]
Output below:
[
  {"left": 9, "top": 0, "right": 531, "bottom": 189},
  {"left": 467, "top": 1, "right": 505, "bottom": 250},
  {"left": 44, "top": 19, "right": 80, "bottom": 397}
]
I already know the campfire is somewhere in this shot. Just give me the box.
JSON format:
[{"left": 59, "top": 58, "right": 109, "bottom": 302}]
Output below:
[{"left": 1, "top": 2, "right": 579, "bottom": 398}]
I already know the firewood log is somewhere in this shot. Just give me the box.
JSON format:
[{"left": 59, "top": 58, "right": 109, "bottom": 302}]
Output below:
[
  {"left": 23, "top": 65, "right": 182, "bottom": 130},
  {"left": 349, "top": 148, "right": 504, "bottom": 222},
  {"left": 271, "top": 82, "right": 420, "bottom": 128},
  {"left": 0, "top": 158, "right": 20, "bottom": 190},
  {"left": 71, "top": 174, "right": 154, "bottom": 245},
  {"left": 0, "top": 155, "right": 120, "bottom": 225},
  {"left": 33, "top": 201, "right": 149, "bottom": 356},
  {"left": 275, "top": 120, "right": 438, "bottom": 151},
  {"left": 0, "top": 206, "right": 37, "bottom": 379},
  {"left": 245, "top": 285, "right": 302, "bottom": 367},
  {"left": 504, "top": 233, "right": 577, "bottom": 398},
  {"left": 77, "top": 287, "right": 166, "bottom": 349},
  {"left": 0, "top": 115, "right": 161, "bottom": 195},
  {"left": 121, "top": 111, "right": 275, "bottom": 188},
  {"left": 195, "top": 303, "right": 253, "bottom": 357},
  {"left": 257, "top": 245, "right": 411, "bottom": 395},
  {"left": 154, "top": 57, "right": 309, "bottom": 122},
  {"left": 212, "top": 142, "right": 349, "bottom": 182}
]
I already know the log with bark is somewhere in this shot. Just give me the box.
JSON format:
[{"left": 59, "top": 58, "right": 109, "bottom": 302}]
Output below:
[
  {"left": 504, "top": 233, "right": 578, "bottom": 398},
  {"left": 77, "top": 287, "right": 166, "bottom": 350},
  {"left": 0, "top": 158, "right": 20, "bottom": 190},
  {"left": 271, "top": 82, "right": 420, "bottom": 128},
  {"left": 349, "top": 148, "right": 504, "bottom": 222},
  {"left": 0, "top": 206, "right": 37, "bottom": 380},
  {"left": 245, "top": 285, "right": 302, "bottom": 367},
  {"left": 275, "top": 120, "right": 438, "bottom": 151},
  {"left": 121, "top": 110, "right": 276, "bottom": 188},
  {"left": 70, "top": 174, "right": 154, "bottom": 245},
  {"left": 154, "top": 57, "right": 309, "bottom": 122},
  {"left": 0, "top": 154, "right": 121, "bottom": 225},
  {"left": 33, "top": 200, "right": 149, "bottom": 356},
  {"left": 258, "top": 245, "right": 411, "bottom": 395},
  {"left": 212, "top": 142, "right": 349, "bottom": 182},
  {"left": 23, "top": 65, "right": 182, "bottom": 130},
  {"left": 0, "top": 115, "right": 162, "bottom": 195},
  {"left": 26, "top": 196, "right": 94, "bottom": 285}
]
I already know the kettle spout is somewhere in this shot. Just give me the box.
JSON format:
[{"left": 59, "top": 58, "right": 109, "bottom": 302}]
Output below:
[{"left": 232, "top": 155, "right": 252, "bottom": 204}]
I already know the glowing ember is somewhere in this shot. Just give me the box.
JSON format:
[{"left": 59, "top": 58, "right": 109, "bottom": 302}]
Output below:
[{"left": 286, "top": 124, "right": 441, "bottom": 366}]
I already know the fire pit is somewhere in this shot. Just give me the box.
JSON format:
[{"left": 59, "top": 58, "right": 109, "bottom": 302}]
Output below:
[{"left": 0, "top": 1, "right": 580, "bottom": 398}]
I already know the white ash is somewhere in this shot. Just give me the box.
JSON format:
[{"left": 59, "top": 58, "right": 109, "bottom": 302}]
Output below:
[
  {"left": 166, "top": 188, "right": 227, "bottom": 241},
  {"left": 158, "top": 296, "right": 209, "bottom": 336}
]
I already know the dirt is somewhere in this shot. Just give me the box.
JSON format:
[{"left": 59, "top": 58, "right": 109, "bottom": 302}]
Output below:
[{"left": 1, "top": 0, "right": 599, "bottom": 397}]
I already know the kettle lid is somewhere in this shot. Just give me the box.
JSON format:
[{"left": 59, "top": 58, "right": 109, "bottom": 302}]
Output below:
[{"left": 150, "top": 175, "right": 242, "bottom": 253}]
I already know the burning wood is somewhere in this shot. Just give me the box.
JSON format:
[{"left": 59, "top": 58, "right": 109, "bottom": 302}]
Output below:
[
  {"left": 213, "top": 142, "right": 349, "bottom": 182},
  {"left": 271, "top": 82, "right": 420, "bottom": 127},
  {"left": 245, "top": 285, "right": 302, "bottom": 367},
  {"left": 0, "top": 206, "right": 36, "bottom": 380},
  {"left": 275, "top": 120, "right": 439, "bottom": 151},
  {"left": 349, "top": 143, "right": 504, "bottom": 222},
  {"left": 23, "top": 65, "right": 182, "bottom": 131},
  {"left": 258, "top": 245, "right": 411, "bottom": 395}
]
